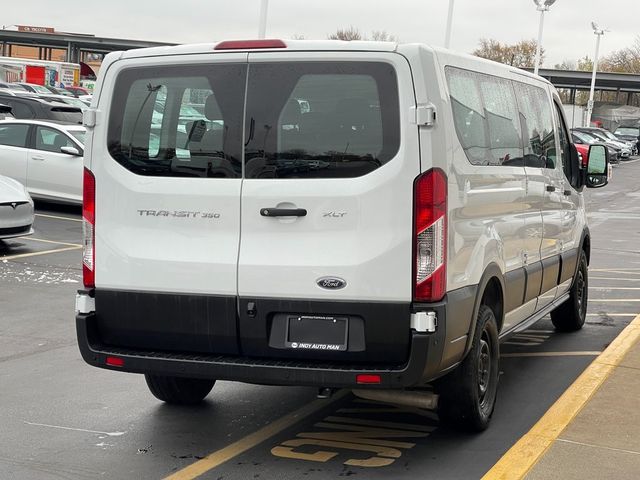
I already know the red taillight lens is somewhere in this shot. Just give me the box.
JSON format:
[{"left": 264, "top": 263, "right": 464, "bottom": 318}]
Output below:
[
  {"left": 413, "top": 169, "right": 447, "bottom": 303},
  {"left": 356, "top": 374, "right": 381, "bottom": 385},
  {"left": 106, "top": 356, "right": 124, "bottom": 367},
  {"left": 214, "top": 39, "right": 286, "bottom": 50},
  {"left": 82, "top": 168, "right": 95, "bottom": 288}
]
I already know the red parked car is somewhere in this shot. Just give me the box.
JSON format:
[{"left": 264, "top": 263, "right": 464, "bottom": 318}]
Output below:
[
  {"left": 64, "top": 86, "right": 90, "bottom": 97},
  {"left": 574, "top": 143, "right": 589, "bottom": 167}
]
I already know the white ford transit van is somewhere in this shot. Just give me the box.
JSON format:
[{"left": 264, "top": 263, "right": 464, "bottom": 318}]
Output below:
[{"left": 76, "top": 39, "right": 609, "bottom": 431}]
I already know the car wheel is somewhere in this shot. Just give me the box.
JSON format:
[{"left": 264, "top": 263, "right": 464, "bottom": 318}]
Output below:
[
  {"left": 145, "top": 374, "right": 215, "bottom": 405},
  {"left": 437, "top": 305, "right": 500, "bottom": 432},
  {"left": 551, "top": 250, "right": 588, "bottom": 332}
]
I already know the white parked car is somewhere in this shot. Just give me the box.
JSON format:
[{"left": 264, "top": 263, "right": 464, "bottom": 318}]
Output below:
[
  {"left": 0, "top": 119, "right": 85, "bottom": 204},
  {"left": 76, "top": 39, "right": 609, "bottom": 431},
  {"left": 0, "top": 174, "right": 34, "bottom": 239}
]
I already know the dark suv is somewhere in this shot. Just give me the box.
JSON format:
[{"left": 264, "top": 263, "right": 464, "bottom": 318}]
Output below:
[{"left": 0, "top": 93, "right": 82, "bottom": 124}]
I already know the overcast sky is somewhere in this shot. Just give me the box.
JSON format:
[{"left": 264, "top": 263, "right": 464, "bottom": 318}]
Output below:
[{"left": 5, "top": 0, "right": 639, "bottom": 67}]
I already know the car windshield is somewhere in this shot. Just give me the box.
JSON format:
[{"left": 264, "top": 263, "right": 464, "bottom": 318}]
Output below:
[
  {"left": 573, "top": 131, "right": 597, "bottom": 144},
  {"left": 30, "top": 85, "right": 52, "bottom": 94},
  {"left": 8, "top": 84, "right": 28, "bottom": 91},
  {"left": 68, "top": 130, "right": 86, "bottom": 145},
  {"left": 615, "top": 127, "right": 639, "bottom": 136},
  {"left": 600, "top": 130, "right": 620, "bottom": 141}
]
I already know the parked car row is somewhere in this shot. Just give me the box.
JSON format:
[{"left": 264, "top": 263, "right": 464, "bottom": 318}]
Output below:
[
  {"left": 0, "top": 81, "right": 89, "bottom": 98},
  {"left": 0, "top": 119, "right": 85, "bottom": 204}
]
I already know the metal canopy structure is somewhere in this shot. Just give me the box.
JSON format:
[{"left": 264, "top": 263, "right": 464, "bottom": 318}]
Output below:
[
  {"left": 533, "top": 68, "right": 640, "bottom": 93},
  {"left": 0, "top": 29, "right": 175, "bottom": 63}
]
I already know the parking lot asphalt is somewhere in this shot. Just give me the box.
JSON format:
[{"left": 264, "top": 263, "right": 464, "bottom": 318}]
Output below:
[{"left": 1, "top": 158, "right": 640, "bottom": 480}]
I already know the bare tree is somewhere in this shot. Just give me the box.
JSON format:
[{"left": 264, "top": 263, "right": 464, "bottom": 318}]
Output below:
[
  {"left": 370, "top": 30, "right": 399, "bottom": 42},
  {"left": 600, "top": 36, "right": 640, "bottom": 74},
  {"left": 472, "top": 38, "right": 543, "bottom": 68},
  {"left": 328, "top": 26, "right": 363, "bottom": 41},
  {"left": 328, "top": 27, "right": 399, "bottom": 42}
]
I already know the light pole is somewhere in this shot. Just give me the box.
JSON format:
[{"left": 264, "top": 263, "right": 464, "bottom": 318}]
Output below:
[
  {"left": 258, "top": 0, "right": 269, "bottom": 39},
  {"left": 533, "top": 0, "right": 557, "bottom": 76},
  {"left": 444, "top": 0, "right": 455, "bottom": 49},
  {"left": 586, "top": 22, "right": 607, "bottom": 127}
]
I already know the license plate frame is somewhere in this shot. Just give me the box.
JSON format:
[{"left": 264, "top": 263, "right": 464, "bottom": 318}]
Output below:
[{"left": 285, "top": 315, "right": 348, "bottom": 351}]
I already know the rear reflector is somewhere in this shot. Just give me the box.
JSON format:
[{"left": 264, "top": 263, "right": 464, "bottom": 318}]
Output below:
[
  {"left": 105, "top": 356, "right": 124, "bottom": 367},
  {"left": 82, "top": 168, "right": 96, "bottom": 288},
  {"left": 356, "top": 374, "right": 381, "bottom": 385},
  {"left": 214, "top": 39, "right": 286, "bottom": 50}
]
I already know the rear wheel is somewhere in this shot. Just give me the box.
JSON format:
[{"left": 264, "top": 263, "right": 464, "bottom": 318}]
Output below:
[
  {"left": 437, "top": 305, "right": 500, "bottom": 432},
  {"left": 551, "top": 250, "right": 588, "bottom": 332},
  {"left": 144, "top": 374, "right": 215, "bottom": 405}
]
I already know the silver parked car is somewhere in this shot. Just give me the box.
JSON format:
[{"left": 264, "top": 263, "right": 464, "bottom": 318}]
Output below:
[{"left": 0, "top": 174, "right": 34, "bottom": 240}]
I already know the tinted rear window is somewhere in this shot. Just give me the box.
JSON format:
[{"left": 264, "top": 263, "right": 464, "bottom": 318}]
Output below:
[
  {"left": 108, "top": 64, "right": 246, "bottom": 177},
  {"left": 107, "top": 61, "right": 399, "bottom": 179},
  {"left": 244, "top": 62, "right": 400, "bottom": 179}
]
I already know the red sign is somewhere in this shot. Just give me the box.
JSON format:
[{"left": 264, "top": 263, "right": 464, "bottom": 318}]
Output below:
[{"left": 18, "top": 25, "right": 55, "bottom": 34}]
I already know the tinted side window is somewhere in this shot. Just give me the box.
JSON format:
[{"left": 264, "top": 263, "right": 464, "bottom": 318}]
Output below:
[
  {"left": 35, "top": 126, "right": 75, "bottom": 153},
  {"left": 553, "top": 102, "right": 572, "bottom": 177},
  {"left": 244, "top": 62, "right": 400, "bottom": 179},
  {"left": 446, "top": 67, "right": 523, "bottom": 166},
  {"left": 513, "top": 83, "right": 557, "bottom": 169},
  {"left": 0, "top": 124, "right": 29, "bottom": 147},
  {"left": 108, "top": 64, "right": 246, "bottom": 178}
]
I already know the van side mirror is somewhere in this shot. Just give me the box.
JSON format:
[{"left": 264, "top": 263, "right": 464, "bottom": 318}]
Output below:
[
  {"left": 60, "top": 146, "right": 81, "bottom": 156},
  {"left": 586, "top": 144, "right": 609, "bottom": 188}
]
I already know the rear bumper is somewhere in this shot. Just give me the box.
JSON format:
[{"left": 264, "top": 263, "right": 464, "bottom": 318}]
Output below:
[{"left": 76, "top": 308, "right": 446, "bottom": 389}]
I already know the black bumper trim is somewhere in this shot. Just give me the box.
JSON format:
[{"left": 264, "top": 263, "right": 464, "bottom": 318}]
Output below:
[{"left": 76, "top": 312, "right": 433, "bottom": 389}]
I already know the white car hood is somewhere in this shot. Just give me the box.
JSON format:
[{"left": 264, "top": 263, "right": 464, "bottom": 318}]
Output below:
[{"left": 0, "top": 175, "right": 31, "bottom": 204}]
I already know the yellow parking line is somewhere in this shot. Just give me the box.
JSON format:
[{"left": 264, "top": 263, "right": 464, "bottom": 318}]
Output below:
[
  {"left": 501, "top": 351, "right": 601, "bottom": 358},
  {"left": 590, "top": 277, "right": 640, "bottom": 281},
  {"left": 21, "top": 237, "right": 82, "bottom": 248},
  {"left": 163, "top": 390, "right": 350, "bottom": 480},
  {"left": 482, "top": 313, "right": 640, "bottom": 480},
  {"left": 590, "top": 268, "right": 640, "bottom": 272},
  {"left": 1, "top": 245, "right": 82, "bottom": 261},
  {"left": 586, "top": 313, "right": 636, "bottom": 317},
  {"left": 589, "top": 299, "right": 640, "bottom": 302},
  {"left": 35, "top": 213, "right": 82, "bottom": 222}
]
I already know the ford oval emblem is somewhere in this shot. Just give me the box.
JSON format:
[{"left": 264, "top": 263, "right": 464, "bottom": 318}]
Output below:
[{"left": 317, "top": 277, "right": 347, "bottom": 290}]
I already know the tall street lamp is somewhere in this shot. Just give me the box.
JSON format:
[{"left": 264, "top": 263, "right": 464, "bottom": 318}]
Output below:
[
  {"left": 258, "top": 0, "right": 269, "bottom": 39},
  {"left": 533, "top": 0, "right": 557, "bottom": 75},
  {"left": 586, "top": 22, "right": 607, "bottom": 127},
  {"left": 444, "top": 0, "right": 455, "bottom": 49}
]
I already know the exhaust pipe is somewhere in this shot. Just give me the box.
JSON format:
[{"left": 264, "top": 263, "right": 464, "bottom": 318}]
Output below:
[{"left": 353, "top": 389, "right": 439, "bottom": 410}]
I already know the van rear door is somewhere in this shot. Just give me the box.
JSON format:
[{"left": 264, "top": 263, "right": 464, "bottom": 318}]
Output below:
[
  {"left": 237, "top": 52, "right": 420, "bottom": 363},
  {"left": 95, "top": 54, "right": 247, "bottom": 355}
]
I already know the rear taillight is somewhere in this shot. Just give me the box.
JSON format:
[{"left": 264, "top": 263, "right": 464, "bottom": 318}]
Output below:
[
  {"left": 413, "top": 168, "right": 447, "bottom": 302},
  {"left": 82, "top": 168, "right": 95, "bottom": 288}
]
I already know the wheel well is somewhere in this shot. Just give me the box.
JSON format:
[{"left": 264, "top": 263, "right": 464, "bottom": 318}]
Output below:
[
  {"left": 481, "top": 278, "right": 504, "bottom": 332},
  {"left": 582, "top": 235, "right": 591, "bottom": 265}
]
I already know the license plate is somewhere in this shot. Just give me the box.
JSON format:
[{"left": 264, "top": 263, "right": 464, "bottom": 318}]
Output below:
[{"left": 286, "top": 315, "right": 348, "bottom": 351}]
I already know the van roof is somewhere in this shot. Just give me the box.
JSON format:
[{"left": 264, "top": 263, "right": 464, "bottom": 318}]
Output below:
[{"left": 119, "top": 39, "right": 400, "bottom": 59}]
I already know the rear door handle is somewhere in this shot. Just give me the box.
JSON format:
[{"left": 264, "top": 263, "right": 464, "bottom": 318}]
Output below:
[
  {"left": 260, "top": 207, "right": 307, "bottom": 217},
  {"left": 563, "top": 189, "right": 571, "bottom": 196},
  {"left": 546, "top": 185, "right": 556, "bottom": 192},
  {"left": 31, "top": 156, "right": 45, "bottom": 161}
]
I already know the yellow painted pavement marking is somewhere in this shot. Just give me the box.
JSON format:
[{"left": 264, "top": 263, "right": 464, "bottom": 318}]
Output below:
[
  {"left": 482, "top": 313, "right": 640, "bottom": 480},
  {"left": 589, "top": 286, "right": 640, "bottom": 290},
  {"left": 0, "top": 245, "right": 82, "bottom": 261},
  {"left": 501, "top": 351, "right": 601, "bottom": 358},
  {"left": 590, "top": 268, "right": 640, "bottom": 272},
  {"left": 586, "top": 313, "right": 636, "bottom": 317},
  {"left": 163, "top": 390, "right": 349, "bottom": 480},
  {"left": 19, "top": 237, "right": 82, "bottom": 248},
  {"left": 590, "top": 276, "right": 640, "bottom": 281},
  {"left": 588, "top": 269, "right": 640, "bottom": 276},
  {"left": 35, "top": 213, "right": 82, "bottom": 222},
  {"left": 589, "top": 299, "right": 640, "bottom": 302}
]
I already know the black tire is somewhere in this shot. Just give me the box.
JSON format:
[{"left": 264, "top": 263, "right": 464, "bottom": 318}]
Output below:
[
  {"left": 551, "top": 250, "right": 588, "bottom": 332},
  {"left": 144, "top": 374, "right": 215, "bottom": 405},
  {"left": 437, "top": 305, "right": 500, "bottom": 432}
]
